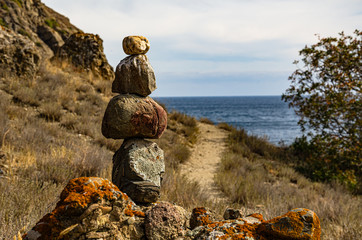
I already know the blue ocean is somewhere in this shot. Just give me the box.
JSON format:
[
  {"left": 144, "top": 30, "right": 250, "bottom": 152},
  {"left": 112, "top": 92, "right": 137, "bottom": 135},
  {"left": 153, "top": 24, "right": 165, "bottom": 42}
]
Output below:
[{"left": 154, "top": 96, "right": 302, "bottom": 145}]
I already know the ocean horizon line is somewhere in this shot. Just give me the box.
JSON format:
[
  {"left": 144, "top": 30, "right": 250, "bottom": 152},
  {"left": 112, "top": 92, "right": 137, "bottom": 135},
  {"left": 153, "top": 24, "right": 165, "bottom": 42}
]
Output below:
[{"left": 153, "top": 95, "right": 283, "bottom": 98}]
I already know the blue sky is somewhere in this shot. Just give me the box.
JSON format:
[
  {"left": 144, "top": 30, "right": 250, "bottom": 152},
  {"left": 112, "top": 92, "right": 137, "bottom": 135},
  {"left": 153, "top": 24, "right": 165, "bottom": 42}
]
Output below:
[{"left": 43, "top": 0, "right": 361, "bottom": 97}]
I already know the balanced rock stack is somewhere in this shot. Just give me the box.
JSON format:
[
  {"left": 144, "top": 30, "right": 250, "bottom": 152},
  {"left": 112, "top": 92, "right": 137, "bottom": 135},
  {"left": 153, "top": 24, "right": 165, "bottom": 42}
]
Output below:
[{"left": 102, "top": 36, "right": 167, "bottom": 204}]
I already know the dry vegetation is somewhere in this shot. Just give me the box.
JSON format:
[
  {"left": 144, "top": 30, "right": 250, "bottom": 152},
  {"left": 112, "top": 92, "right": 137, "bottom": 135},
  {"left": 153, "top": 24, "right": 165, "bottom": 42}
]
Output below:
[
  {"left": 0, "top": 63, "right": 360, "bottom": 240},
  {"left": 0, "top": 63, "right": 206, "bottom": 238},
  {"left": 215, "top": 124, "right": 362, "bottom": 240}
]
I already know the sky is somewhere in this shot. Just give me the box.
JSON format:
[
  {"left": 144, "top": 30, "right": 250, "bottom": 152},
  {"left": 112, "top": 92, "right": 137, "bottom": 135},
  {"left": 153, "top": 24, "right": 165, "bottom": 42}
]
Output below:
[{"left": 42, "top": 0, "right": 361, "bottom": 97}]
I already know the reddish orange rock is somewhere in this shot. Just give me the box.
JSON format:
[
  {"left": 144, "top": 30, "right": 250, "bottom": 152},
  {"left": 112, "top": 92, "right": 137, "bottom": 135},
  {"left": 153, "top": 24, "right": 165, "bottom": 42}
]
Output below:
[
  {"left": 257, "top": 208, "right": 321, "bottom": 240},
  {"left": 24, "top": 177, "right": 145, "bottom": 240},
  {"left": 101, "top": 94, "right": 167, "bottom": 139}
]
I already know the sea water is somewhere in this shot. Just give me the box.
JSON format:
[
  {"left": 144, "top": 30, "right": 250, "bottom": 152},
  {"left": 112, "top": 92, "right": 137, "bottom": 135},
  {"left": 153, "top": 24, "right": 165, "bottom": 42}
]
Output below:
[{"left": 154, "top": 96, "right": 302, "bottom": 145}]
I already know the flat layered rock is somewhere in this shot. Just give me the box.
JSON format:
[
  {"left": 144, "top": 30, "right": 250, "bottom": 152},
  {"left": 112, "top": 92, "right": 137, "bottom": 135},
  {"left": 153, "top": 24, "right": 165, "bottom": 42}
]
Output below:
[
  {"left": 101, "top": 94, "right": 167, "bottom": 139},
  {"left": 123, "top": 36, "right": 150, "bottom": 55},
  {"left": 112, "top": 54, "right": 156, "bottom": 96},
  {"left": 119, "top": 180, "right": 160, "bottom": 204}
]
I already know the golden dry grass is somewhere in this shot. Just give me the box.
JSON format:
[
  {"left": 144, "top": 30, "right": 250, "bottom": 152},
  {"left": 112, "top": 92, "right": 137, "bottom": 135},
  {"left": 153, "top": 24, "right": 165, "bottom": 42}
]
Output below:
[{"left": 215, "top": 126, "right": 362, "bottom": 240}]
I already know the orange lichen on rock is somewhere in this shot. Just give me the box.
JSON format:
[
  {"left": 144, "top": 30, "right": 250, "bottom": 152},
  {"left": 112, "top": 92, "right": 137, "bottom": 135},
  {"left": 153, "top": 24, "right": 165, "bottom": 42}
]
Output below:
[
  {"left": 257, "top": 208, "right": 321, "bottom": 240},
  {"left": 26, "top": 177, "right": 125, "bottom": 239},
  {"left": 57, "top": 177, "right": 122, "bottom": 214},
  {"left": 124, "top": 202, "right": 146, "bottom": 218},
  {"left": 190, "top": 207, "right": 214, "bottom": 229}
]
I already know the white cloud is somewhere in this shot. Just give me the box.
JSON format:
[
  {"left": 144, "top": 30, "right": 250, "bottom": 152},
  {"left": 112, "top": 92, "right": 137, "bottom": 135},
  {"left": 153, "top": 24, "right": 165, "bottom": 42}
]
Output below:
[{"left": 42, "top": 0, "right": 362, "bottom": 95}]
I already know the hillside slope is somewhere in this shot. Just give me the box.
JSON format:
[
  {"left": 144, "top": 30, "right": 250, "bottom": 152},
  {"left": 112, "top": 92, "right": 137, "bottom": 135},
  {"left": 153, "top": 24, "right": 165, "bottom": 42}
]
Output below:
[{"left": 0, "top": 1, "right": 361, "bottom": 239}]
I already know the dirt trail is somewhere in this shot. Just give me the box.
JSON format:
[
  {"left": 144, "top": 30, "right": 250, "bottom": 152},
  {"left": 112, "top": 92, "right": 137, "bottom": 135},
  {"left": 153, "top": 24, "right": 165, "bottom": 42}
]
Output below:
[{"left": 180, "top": 122, "right": 229, "bottom": 203}]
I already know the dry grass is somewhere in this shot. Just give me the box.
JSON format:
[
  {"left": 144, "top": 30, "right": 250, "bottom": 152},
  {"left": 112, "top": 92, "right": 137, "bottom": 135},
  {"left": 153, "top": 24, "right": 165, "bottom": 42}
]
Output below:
[
  {"left": 215, "top": 126, "right": 362, "bottom": 240},
  {"left": 199, "top": 117, "right": 214, "bottom": 125},
  {"left": 0, "top": 63, "right": 114, "bottom": 238},
  {"left": 2, "top": 61, "right": 359, "bottom": 239},
  {"left": 168, "top": 111, "right": 199, "bottom": 145},
  {"left": 0, "top": 62, "right": 208, "bottom": 238}
]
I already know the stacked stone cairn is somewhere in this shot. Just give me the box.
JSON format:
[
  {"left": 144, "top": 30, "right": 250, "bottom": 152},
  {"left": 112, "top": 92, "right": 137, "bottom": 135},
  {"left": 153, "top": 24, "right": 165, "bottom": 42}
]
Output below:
[{"left": 101, "top": 36, "right": 167, "bottom": 204}]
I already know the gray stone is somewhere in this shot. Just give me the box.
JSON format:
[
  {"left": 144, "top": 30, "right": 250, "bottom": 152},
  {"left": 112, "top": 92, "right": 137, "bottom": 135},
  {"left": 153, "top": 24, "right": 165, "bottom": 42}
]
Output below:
[
  {"left": 101, "top": 94, "right": 167, "bottom": 139},
  {"left": 112, "top": 54, "right": 156, "bottom": 96},
  {"left": 113, "top": 138, "right": 165, "bottom": 186},
  {"left": 112, "top": 138, "right": 165, "bottom": 203}
]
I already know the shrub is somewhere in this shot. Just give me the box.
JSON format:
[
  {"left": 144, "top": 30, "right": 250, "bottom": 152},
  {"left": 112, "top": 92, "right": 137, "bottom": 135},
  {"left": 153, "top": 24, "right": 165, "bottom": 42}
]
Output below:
[
  {"left": 282, "top": 30, "right": 362, "bottom": 191},
  {"left": 39, "top": 103, "right": 63, "bottom": 122}
]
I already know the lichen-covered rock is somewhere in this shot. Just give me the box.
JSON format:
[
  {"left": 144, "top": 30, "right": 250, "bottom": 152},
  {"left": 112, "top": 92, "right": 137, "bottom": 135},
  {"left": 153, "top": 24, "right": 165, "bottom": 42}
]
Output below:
[
  {"left": 112, "top": 54, "right": 156, "bottom": 96},
  {"left": 257, "top": 208, "right": 321, "bottom": 240},
  {"left": 123, "top": 35, "right": 150, "bottom": 55},
  {"left": 24, "top": 177, "right": 146, "bottom": 240},
  {"left": 112, "top": 138, "right": 165, "bottom": 203},
  {"left": 0, "top": 27, "right": 41, "bottom": 78},
  {"left": 190, "top": 207, "right": 215, "bottom": 229},
  {"left": 101, "top": 94, "right": 167, "bottom": 139},
  {"left": 53, "top": 32, "right": 114, "bottom": 80},
  {"left": 24, "top": 178, "right": 321, "bottom": 240},
  {"left": 186, "top": 212, "right": 265, "bottom": 240},
  {"left": 145, "top": 202, "right": 189, "bottom": 240}
]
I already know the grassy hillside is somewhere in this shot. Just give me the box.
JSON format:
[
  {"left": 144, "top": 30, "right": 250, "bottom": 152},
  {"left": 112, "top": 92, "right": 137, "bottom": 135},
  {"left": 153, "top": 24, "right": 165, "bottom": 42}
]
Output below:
[
  {"left": 0, "top": 62, "right": 210, "bottom": 238},
  {"left": 0, "top": 63, "right": 360, "bottom": 240}
]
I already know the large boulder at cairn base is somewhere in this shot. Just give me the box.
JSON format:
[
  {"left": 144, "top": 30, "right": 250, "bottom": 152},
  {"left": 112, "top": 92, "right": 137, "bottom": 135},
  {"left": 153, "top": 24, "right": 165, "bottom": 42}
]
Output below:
[
  {"left": 257, "top": 208, "right": 321, "bottom": 240},
  {"left": 123, "top": 35, "right": 150, "bottom": 55},
  {"left": 102, "top": 94, "right": 167, "bottom": 139},
  {"left": 53, "top": 32, "right": 114, "bottom": 80},
  {"left": 113, "top": 138, "right": 165, "bottom": 203},
  {"left": 112, "top": 54, "right": 156, "bottom": 96},
  {"left": 24, "top": 177, "right": 146, "bottom": 240}
]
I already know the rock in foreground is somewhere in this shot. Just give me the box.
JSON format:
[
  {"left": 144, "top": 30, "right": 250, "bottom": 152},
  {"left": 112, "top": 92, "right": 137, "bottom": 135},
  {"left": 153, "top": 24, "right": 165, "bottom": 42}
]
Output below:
[
  {"left": 25, "top": 178, "right": 321, "bottom": 240},
  {"left": 24, "top": 177, "right": 146, "bottom": 240}
]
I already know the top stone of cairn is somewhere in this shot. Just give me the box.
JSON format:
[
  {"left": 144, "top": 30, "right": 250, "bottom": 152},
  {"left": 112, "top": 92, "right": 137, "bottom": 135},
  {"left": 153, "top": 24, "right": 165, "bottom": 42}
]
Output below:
[{"left": 123, "top": 36, "right": 150, "bottom": 55}]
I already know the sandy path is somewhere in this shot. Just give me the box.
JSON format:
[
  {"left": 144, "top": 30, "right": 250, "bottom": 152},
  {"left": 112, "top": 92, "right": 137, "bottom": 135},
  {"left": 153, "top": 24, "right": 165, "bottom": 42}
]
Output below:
[{"left": 180, "top": 122, "right": 229, "bottom": 203}]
